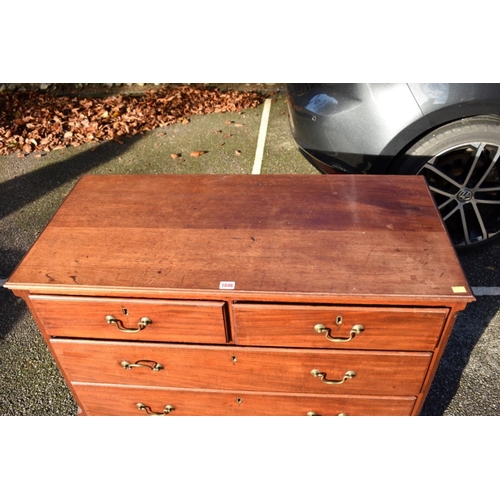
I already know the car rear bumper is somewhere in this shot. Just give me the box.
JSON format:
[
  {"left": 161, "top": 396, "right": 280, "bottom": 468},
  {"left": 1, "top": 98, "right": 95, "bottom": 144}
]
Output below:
[
  {"left": 297, "top": 147, "right": 362, "bottom": 174},
  {"left": 286, "top": 83, "right": 425, "bottom": 174}
]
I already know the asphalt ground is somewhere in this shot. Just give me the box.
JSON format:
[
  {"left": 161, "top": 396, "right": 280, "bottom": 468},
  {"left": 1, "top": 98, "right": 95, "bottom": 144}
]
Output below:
[{"left": 1, "top": 85, "right": 499, "bottom": 416}]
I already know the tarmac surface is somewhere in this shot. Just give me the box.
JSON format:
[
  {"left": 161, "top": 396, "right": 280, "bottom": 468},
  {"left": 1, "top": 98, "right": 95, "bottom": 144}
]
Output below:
[{"left": 1, "top": 84, "right": 499, "bottom": 416}]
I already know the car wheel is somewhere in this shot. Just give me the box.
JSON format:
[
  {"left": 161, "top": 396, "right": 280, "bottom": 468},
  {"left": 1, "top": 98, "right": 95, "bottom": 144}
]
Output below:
[{"left": 393, "top": 115, "right": 500, "bottom": 250}]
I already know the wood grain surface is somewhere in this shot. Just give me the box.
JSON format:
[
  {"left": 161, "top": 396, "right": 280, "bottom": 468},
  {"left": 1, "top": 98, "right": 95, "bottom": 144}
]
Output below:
[
  {"left": 6, "top": 175, "right": 473, "bottom": 302},
  {"left": 4, "top": 174, "right": 476, "bottom": 416},
  {"left": 233, "top": 303, "right": 447, "bottom": 350},
  {"left": 73, "top": 383, "right": 417, "bottom": 416},
  {"left": 30, "top": 295, "right": 227, "bottom": 343},
  {"left": 51, "top": 339, "right": 431, "bottom": 396}
]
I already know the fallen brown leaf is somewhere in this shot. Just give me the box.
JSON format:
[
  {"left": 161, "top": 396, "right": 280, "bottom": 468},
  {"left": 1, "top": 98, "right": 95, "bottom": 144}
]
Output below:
[
  {"left": 190, "top": 151, "right": 205, "bottom": 157},
  {"left": 0, "top": 85, "right": 266, "bottom": 156},
  {"left": 171, "top": 153, "right": 181, "bottom": 159}
]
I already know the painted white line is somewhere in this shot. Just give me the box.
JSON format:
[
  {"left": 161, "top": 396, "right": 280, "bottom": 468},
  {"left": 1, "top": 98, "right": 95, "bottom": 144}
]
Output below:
[
  {"left": 472, "top": 287, "right": 500, "bottom": 296},
  {"left": 252, "top": 98, "right": 272, "bottom": 175}
]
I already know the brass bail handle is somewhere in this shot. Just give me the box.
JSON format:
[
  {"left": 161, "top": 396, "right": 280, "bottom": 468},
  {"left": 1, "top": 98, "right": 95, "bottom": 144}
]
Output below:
[
  {"left": 310, "top": 369, "right": 356, "bottom": 385},
  {"left": 136, "top": 403, "right": 175, "bottom": 416},
  {"left": 307, "top": 412, "right": 347, "bottom": 416},
  {"left": 314, "top": 323, "right": 364, "bottom": 343},
  {"left": 121, "top": 360, "right": 164, "bottom": 371},
  {"left": 106, "top": 315, "right": 152, "bottom": 333}
]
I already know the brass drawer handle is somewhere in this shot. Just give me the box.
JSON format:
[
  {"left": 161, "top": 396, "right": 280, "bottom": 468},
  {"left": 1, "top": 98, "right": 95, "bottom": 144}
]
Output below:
[
  {"left": 121, "top": 360, "right": 164, "bottom": 371},
  {"left": 106, "top": 315, "right": 152, "bottom": 333},
  {"left": 314, "top": 323, "right": 364, "bottom": 343},
  {"left": 307, "top": 412, "right": 347, "bottom": 416},
  {"left": 310, "top": 369, "right": 356, "bottom": 385},
  {"left": 136, "top": 403, "right": 175, "bottom": 416}
]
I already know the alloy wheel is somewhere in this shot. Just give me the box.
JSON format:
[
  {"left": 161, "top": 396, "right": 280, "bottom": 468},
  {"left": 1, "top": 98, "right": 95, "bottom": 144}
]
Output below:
[{"left": 418, "top": 141, "right": 500, "bottom": 248}]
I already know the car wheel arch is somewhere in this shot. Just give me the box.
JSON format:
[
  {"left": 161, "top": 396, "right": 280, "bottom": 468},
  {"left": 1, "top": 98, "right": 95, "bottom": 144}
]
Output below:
[
  {"left": 382, "top": 113, "right": 500, "bottom": 173},
  {"left": 389, "top": 114, "right": 500, "bottom": 249}
]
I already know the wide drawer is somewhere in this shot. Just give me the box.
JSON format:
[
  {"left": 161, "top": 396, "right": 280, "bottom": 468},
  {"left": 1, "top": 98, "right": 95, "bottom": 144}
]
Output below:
[
  {"left": 52, "top": 339, "right": 432, "bottom": 396},
  {"left": 73, "top": 383, "right": 417, "bottom": 416},
  {"left": 30, "top": 295, "right": 227, "bottom": 343},
  {"left": 233, "top": 304, "right": 448, "bottom": 350}
]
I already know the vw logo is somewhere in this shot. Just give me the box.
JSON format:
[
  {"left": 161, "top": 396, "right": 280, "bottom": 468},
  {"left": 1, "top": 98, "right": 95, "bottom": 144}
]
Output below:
[{"left": 457, "top": 188, "right": 473, "bottom": 202}]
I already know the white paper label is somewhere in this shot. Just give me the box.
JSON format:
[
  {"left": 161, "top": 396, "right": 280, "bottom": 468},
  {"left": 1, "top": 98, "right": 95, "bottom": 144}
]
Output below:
[{"left": 219, "top": 281, "right": 236, "bottom": 290}]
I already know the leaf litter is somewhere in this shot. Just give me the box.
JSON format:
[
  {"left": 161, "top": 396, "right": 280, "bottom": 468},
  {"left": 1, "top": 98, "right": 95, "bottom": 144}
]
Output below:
[{"left": 0, "top": 85, "right": 266, "bottom": 156}]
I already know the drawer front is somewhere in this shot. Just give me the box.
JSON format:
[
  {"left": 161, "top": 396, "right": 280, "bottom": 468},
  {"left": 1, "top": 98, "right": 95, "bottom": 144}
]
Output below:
[
  {"left": 52, "top": 340, "right": 431, "bottom": 396},
  {"left": 30, "top": 295, "right": 227, "bottom": 343},
  {"left": 233, "top": 304, "right": 448, "bottom": 350},
  {"left": 73, "top": 384, "right": 417, "bottom": 416}
]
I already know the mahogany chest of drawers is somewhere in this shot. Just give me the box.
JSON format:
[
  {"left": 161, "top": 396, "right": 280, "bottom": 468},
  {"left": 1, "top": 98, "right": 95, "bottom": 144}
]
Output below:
[{"left": 5, "top": 174, "right": 474, "bottom": 416}]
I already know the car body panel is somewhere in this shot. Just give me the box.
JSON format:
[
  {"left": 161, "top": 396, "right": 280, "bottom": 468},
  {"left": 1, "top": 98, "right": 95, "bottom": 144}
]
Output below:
[
  {"left": 408, "top": 83, "right": 500, "bottom": 127},
  {"left": 287, "top": 83, "right": 500, "bottom": 175}
]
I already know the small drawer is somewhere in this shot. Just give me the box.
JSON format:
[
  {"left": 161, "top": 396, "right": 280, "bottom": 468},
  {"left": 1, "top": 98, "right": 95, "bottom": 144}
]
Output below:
[
  {"left": 30, "top": 295, "right": 227, "bottom": 343},
  {"left": 73, "top": 384, "right": 417, "bottom": 416},
  {"left": 51, "top": 339, "right": 431, "bottom": 396},
  {"left": 233, "top": 304, "right": 448, "bottom": 350}
]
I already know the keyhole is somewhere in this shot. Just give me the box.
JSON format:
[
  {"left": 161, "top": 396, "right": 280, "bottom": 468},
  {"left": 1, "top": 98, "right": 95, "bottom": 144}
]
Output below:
[
  {"left": 122, "top": 307, "right": 128, "bottom": 316},
  {"left": 336, "top": 315, "right": 342, "bottom": 325},
  {"left": 232, "top": 356, "right": 237, "bottom": 363},
  {"left": 236, "top": 397, "right": 242, "bottom": 404}
]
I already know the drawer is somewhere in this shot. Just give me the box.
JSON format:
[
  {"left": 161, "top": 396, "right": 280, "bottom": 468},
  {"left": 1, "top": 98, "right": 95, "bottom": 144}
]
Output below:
[
  {"left": 51, "top": 339, "right": 432, "bottom": 396},
  {"left": 30, "top": 295, "right": 227, "bottom": 343},
  {"left": 233, "top": 304, "right": 448, "bottom": 350},
  {"left": 72, "top": 384, "right": 417, "bottom": 416}
]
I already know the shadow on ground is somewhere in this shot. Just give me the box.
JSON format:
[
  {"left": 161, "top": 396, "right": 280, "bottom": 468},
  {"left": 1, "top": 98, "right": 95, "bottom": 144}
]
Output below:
[
  {"left": 0, "top": 137, "right": 144, "bottom": 415},
  {"left": 421, "top": 298, "right": 498, "bottom": 415},
  {"left": 0, "top": 135, "right": 143, "bottom": 220}
]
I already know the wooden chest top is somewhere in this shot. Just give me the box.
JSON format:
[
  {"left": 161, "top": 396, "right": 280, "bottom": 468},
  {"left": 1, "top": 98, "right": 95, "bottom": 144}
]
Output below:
[{"left": 6, "top": 174, "right": 473, "bottom": 304}]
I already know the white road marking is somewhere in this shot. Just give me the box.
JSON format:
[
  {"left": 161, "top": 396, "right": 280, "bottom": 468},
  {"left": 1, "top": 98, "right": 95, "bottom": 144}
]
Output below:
[
  {"left": 472, "top": 287, "right": 500, "bottom": 296},
  {"left": 252, "top": 98, "right": 272, "bottom": 175}
]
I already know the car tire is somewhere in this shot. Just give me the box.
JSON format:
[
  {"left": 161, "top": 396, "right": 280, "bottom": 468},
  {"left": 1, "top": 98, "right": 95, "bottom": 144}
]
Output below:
[{"left": 392, "top": 115, "right": 500, "bottom": 250}]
